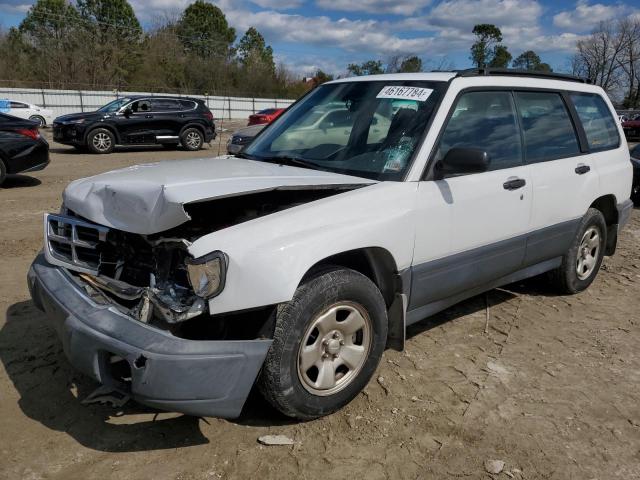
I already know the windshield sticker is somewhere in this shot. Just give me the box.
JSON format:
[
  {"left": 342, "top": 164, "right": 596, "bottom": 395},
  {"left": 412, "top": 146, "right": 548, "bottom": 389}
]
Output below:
[{"left": 376, "top": 86, "right": 433, "bottom": 102}]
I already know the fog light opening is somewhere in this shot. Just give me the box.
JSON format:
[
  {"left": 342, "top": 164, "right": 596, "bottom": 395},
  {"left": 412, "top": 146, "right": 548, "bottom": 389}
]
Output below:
[{"left": 134, "top": 355, "right": 148, "bottom": 369}]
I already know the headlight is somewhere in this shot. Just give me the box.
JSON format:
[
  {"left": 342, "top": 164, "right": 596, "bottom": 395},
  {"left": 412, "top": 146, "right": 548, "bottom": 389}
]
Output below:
[
  {"left": 186, "top": 251, "right": 227, "bottom": 298},
  {"left": 67, "top": 118, "right": 86, "bottom": 124}
]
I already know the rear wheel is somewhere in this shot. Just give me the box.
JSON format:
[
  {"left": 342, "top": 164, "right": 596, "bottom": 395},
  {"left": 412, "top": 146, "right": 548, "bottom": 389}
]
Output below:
[
  {"left": 29, "top": 115, "right": 45, "bottom": 127},
  {"left": 550, "top": 208, "right": 606, "bottom": 294},
  {"left": 87, "top": 128, "right": 115, "bottom": 154},
  {"left": 258, "top": 267, "right": 388, "bottom": 419},
  {"left": 180, "top": 128, "right": 203, "bottom": 151}
]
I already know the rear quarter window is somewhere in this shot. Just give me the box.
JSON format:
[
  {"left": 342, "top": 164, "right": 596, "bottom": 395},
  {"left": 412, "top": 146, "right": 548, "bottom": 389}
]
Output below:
[{"left": 570, "top": 92, "right": 620, "bottom": 152}]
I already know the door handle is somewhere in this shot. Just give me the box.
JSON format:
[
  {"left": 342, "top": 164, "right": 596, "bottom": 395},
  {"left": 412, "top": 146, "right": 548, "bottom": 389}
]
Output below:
[
  {"left": 503, "top": 177, "right": 526, "bottom": 190},
  {"left": 145, "top": 114, "right": 153, "bottom": 118},
  {"left": 575, "top": 164, "right": 590, "bottom": 175}
]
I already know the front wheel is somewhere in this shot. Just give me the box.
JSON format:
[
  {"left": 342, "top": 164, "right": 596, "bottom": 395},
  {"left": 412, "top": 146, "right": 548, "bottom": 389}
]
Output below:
[
  {"left": 87, "top": 128, "right": 115, "bottom": 154},
  {"left": 258, "top": 267, "right": 388, "bottom": 419},
  {"left": 180, "top": 128, "right": 203, "bottom": 151},
  {"left": 550, "top": 208, "right": 606, "bottom": 294}
]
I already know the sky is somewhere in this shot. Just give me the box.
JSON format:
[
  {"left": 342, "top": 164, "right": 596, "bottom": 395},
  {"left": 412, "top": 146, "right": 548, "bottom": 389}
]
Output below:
[{"left": 1, "top": 0, "right": 639, "bottom": 76}]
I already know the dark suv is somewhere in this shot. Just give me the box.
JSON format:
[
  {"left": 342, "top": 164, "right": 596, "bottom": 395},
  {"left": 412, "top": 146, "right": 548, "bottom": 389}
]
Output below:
[{"left": 53, "top": 96, "right": 216, "bottom": 154}]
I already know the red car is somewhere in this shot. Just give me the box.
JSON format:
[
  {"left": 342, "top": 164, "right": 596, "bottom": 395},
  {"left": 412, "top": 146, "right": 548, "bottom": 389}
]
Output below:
[
  {"left": 248, "top": 108, "right": 285, "bottom": 126},
  {"left": 622, "top": 115, "right": 640, "bottom": 139}
]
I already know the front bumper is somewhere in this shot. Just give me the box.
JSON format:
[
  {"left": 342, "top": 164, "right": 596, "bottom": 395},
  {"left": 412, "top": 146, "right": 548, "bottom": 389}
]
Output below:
[
  {"left": 27, "top": 253, "right": 271, "bottom": 418},
  {"left": 52, "top": 123, "right": 86, "bottom": 145}
]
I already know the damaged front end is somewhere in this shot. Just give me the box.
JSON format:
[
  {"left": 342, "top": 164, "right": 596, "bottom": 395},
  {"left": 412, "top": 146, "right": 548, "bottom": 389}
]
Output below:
[
  {"left": 44, "top": 212, "right": 214, "bottom": 327},
  {"left": 43, "top": 186, "right": 358, "bottom": 332}
]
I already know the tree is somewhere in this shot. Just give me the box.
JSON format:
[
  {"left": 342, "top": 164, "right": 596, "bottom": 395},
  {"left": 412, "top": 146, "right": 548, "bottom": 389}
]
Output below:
[
  {"left": 512, "top": 50, "right": 552, "bottom": 72},
  {"left": 77, "top": 0, "right": 143, "bottom": 85},
  {"left": 347, "top": 60, "right": 384, "bottom": 76},
  {"left": 470, "top": 24, "right": 504, "bottom": 68},
  {"left": 400, "top": 55, "right": 422, "bottom": 72},
  {"left": 18, "top": 0, "right": 83, "bottom": 83},
  {"left": 571, "top": 20, "right": 629, "bottom": 94},
  {"left": 314, "top": 69, "right": 334, "bottom": 84},
  {"left": 237, "top": 27, "right": 274, "bottom": 72},
  {"left": 489, "top": 45, "right": 512, "bottom": 68},
  {"left": 177, "top": 0, "right": 235, "bottom": 58}
]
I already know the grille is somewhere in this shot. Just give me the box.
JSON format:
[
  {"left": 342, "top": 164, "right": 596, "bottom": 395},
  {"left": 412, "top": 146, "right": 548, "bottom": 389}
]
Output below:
[{"left": 44, "top": 213, "right": 109, "bottom": 274}]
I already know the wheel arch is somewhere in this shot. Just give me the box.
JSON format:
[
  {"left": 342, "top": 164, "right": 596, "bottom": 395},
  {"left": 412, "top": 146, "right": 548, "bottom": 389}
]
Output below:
[
  {"left": 84, "top": 124, "right": 120, "bottom": 145},
  {"left": 303, "top": 247, "right": 407, "bottom": 351},
  {"left": 589, "top": 194, "right": 618, "bottom": 255},
  {"left": 179, "top": 122, "right": 205, "bottom": 138}
]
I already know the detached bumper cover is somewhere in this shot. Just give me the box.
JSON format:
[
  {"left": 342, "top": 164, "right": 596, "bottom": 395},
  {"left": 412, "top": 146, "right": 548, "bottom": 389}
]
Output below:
[{"left": 27, "top": 253, "right": 271, "bottom": 418}]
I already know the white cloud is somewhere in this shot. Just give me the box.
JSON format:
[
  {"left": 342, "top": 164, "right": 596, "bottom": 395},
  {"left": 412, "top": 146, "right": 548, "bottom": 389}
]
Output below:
[
  {"left": 0, "top": 2, "right": 31, "bottom": 14},
  {"left": 553, "top": 0, "right": 632, "bottom": 32},
  {"left": 316, "top": 0, "right": 432, "bottom": 16},
  {"left": 225, "top": 10, "right": 435, "bottom": 55},
  {"left": 250, "top": 0, "right": 302, "bottom": 10},
  {"left": 428, "top": 0, "right": 543, "bottom": 29}
]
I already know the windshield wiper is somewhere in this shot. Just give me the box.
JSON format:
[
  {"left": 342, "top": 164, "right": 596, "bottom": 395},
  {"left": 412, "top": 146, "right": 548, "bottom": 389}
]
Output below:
[{"left": 259, "top": 155, "right": 321, "bottom": 170}]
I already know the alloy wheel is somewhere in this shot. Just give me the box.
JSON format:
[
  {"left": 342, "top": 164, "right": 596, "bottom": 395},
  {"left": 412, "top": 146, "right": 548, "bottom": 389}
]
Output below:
[{"left": 92, "top": 132, "right": 112, "bottom": 152}]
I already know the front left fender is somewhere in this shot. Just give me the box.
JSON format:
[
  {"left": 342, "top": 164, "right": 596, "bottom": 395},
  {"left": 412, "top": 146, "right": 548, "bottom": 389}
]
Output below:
[{"left": 188, "top": 182, "right": 419, "bottom": 316}]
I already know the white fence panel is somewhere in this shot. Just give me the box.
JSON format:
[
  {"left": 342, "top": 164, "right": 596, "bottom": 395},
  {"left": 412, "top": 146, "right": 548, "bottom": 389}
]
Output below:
[{"left": 0, "top": 87, "right": 296, "bottom": 119}]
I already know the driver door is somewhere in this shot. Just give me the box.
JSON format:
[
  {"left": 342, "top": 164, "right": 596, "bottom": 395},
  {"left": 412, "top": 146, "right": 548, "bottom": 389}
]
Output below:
[
  {"left": 114, "top": 99, "right": 155, "bottom": 144},
  {"left": 410, "top": 90, "right": 532, "bottom": 317}
]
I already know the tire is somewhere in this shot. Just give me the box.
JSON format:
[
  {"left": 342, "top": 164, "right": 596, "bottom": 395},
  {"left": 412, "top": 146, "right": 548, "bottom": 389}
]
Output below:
[
  {"left": 258, "top": 267, "right": 388, "bottom": 419},
  {"left": 550, "top": 208, "right": 607, "bottom": 294},
  {"left": 29, "top": 115, "right": 45, "bottom": 127},
  {"left": 0, "top": 160, "right": 6, "bottom": 186},
  {"left": 180, "top": 128, "right": 203, "bottom": 151},
  {"left": 87, "top": 128, "right": 115, "bottom": 154}
]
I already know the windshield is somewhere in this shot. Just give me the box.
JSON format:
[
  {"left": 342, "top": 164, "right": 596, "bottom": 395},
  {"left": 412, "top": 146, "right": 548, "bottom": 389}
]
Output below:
[
  {"left": 98, "top": 98, "right": 132, "bottom": 113},
  {"left": 243, "top": 81, "right": 445, "bottom": 180}
]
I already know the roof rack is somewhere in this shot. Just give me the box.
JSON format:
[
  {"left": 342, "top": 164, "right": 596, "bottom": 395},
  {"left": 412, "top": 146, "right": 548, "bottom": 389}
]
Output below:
[{"left": 452, "top": 68, "right": 591, "bottom": 84}]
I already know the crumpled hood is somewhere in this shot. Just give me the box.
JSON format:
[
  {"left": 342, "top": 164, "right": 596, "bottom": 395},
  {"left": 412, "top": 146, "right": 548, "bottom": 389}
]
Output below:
[{"left": 63, "top": 156, "right": 375, "bottom": 234}]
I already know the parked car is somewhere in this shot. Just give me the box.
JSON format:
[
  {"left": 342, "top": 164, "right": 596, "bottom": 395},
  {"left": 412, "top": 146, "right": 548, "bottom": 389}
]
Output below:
[
  {"left": 0, "top": 99, "right": 54, "bottom": 127},
  {"left": 227, "top": 123, "right": 265, "bottom": 154},
  {"left": 248, "top": 108, "right": 285, "bottom": 126},
  {"left": 52, "top": 96, "right": 215, "bottom": 154},
  {"left": 29, "top": 69, "right": 633, "bottom": 420},
  {"left": 0, "top": 114, "right": 49, "bottom": 186},
  {"left": 631, "top": 144, "right": 640, "bottom": 204},
  {"left": 622, "top": 115, "right": 640, "bottom": 139}
]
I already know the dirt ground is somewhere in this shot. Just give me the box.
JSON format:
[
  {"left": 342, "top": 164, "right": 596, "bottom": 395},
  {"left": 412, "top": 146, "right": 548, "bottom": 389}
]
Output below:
[{"left": 0, "top": 126, "right": 639, "bottom": 480}]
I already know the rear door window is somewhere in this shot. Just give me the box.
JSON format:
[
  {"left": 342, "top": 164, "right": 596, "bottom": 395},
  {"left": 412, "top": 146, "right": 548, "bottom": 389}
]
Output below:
[
  {"left": 514, "top": 91, "right": 580, "bottom": 163},
  {"left": 570, "top": 92, "right": 620, "bottom": 151},
  {"left": 435, "top": 91, "right": 523, "bottom": 171}
]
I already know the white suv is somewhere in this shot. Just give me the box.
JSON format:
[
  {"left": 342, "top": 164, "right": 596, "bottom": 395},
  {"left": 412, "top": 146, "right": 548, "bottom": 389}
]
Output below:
[{"left": 29, "top": 70, "right": 633, "bottom": 419}]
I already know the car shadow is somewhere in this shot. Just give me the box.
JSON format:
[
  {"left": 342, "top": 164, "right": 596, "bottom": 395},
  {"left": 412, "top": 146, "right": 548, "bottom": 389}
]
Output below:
[
  {"left": 1, "top": 275, "right": 564, "bottom": 450},
  {"left": 1, "top": 175, "right": 42, "bottom": 189},
  {"left": 49, "top": 144, "right": 216, "bottom": 155},
  {"left": 1, "top": 301, "right": 210, "bottom": 452}
]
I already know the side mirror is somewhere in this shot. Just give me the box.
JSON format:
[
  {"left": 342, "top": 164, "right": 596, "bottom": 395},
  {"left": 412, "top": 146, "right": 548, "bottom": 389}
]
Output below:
[
  {"left": 436, "top": 147, "right": 490, "bottom": 178},
  {"left": 123, "top": 107, "right": 133, "bottom": 117}
]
